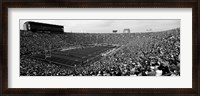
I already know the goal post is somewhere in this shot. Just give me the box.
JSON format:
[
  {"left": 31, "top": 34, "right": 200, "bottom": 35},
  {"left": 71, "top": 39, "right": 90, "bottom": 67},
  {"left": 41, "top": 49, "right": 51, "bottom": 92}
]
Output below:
[{"left": 44, "top": 41, "right": 52, "bottom": 59}]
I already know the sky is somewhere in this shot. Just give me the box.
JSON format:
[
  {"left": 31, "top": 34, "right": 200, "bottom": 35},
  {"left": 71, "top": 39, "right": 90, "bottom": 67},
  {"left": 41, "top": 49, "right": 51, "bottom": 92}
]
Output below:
[{"left": 20, "top": 20, "right": 180, "bottom": 33}]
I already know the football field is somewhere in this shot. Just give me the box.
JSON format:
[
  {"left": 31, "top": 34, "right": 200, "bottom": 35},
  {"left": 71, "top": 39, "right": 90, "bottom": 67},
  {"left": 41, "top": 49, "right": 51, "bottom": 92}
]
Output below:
[{"left": 34, "top": 45, "right": 118, "bottom": 67}]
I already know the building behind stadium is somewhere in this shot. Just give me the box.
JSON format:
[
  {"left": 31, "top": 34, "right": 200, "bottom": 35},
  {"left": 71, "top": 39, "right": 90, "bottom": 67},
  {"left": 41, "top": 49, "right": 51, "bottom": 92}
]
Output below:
[{"left": 23, "top": 21, "right": 64, "bottom": 33}]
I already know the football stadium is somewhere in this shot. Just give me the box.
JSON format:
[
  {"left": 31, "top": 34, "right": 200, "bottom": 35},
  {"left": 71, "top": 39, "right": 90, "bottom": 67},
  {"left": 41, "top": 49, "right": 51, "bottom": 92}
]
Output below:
[{"left": 20, "top": 21, "right": 180, "bottom": 76}]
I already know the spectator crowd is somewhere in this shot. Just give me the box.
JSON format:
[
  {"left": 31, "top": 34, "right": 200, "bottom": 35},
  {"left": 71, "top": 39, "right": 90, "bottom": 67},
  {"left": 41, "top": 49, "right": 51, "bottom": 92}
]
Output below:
[{"left": 20, "top": 28, "right": 180, "bottom": 76}]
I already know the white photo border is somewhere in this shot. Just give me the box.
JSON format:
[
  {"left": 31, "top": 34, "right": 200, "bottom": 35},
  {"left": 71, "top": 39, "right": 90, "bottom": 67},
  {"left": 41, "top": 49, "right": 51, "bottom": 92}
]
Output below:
[{"left": 8, "top": 8, "right": 192, "bottom": 88}]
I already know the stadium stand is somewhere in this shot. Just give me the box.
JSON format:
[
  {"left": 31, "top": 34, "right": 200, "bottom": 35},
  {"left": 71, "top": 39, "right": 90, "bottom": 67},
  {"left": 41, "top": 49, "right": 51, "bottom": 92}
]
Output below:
[{"left": 20, "top": 28, "right": 180, "bottom": 76}]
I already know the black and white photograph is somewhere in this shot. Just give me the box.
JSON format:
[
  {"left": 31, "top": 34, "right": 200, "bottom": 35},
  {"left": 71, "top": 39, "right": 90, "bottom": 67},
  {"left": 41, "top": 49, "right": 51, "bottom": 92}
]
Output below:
[{"left": 20, "top": 20, "right": 180, "bottom": 76}]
